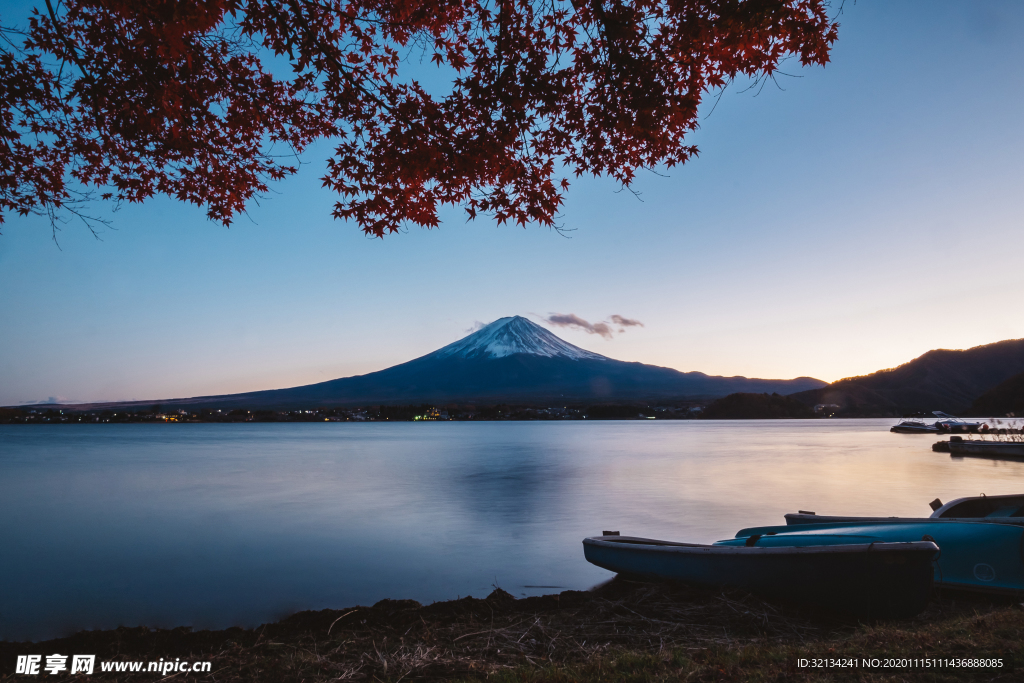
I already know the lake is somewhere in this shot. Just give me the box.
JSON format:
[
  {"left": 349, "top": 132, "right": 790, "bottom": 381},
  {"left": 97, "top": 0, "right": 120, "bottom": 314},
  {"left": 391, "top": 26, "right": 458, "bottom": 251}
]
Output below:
[{"left": 2, "top": 419, "right": 1023, "bottom": 641}]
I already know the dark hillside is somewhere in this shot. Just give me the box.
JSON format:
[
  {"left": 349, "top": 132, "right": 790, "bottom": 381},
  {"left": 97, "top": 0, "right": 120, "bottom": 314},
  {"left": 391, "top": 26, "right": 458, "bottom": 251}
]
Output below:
[
  {"left": 702, "top": 392, "right": 815, "bottom": 419},
  {"left": 789, "top": 338, "right": 1024, "bottom": 416},
  {"left": 965, "top": 371, "right": 1024, "bottom": 418}
]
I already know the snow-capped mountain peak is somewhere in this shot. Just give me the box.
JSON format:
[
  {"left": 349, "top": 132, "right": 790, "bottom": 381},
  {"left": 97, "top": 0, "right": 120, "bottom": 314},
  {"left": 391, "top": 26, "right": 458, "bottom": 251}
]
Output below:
[{"left": 430, "top": 316, "right": 609, "bottom": 361}]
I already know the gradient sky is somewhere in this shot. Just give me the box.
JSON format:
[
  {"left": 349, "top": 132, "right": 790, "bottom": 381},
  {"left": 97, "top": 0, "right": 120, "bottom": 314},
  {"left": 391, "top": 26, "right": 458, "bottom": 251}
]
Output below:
[{"left": 2, "top": 1, "right": 1023, "bottom": 406}]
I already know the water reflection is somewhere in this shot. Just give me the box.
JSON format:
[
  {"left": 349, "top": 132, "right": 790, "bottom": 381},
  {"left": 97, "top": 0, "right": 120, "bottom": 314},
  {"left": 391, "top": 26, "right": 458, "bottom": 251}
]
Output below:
[
  {"left": 449, "top": 448, "right": 574, "bottom": 525},
  {"left": 2, "top": 421, "right": 1024, "bottom": 641}
]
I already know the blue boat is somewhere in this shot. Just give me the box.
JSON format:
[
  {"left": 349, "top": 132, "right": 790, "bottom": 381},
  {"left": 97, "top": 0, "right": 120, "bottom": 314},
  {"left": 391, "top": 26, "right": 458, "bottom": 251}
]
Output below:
[
  {"left": 786, "top": 493, "right": 1024, "bottom": 527},
  {"left": 730, "top": 521, "right": 1024, "bottom": 595},
  {"left": 583, "top": 534, "right": 937, "bottom": 618}
]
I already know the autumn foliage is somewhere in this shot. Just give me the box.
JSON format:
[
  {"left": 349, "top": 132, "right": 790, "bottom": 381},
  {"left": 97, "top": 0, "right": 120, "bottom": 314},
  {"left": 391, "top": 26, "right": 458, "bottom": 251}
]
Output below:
[{"left": 1, "top": 1, "right": 837, "bottom": 236}]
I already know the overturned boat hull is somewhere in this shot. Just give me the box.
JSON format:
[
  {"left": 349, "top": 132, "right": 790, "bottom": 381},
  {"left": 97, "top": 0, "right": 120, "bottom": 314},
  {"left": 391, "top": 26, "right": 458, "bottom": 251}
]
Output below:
[{"left": 583, "top": 535, "right": 937, "bottom": 618}]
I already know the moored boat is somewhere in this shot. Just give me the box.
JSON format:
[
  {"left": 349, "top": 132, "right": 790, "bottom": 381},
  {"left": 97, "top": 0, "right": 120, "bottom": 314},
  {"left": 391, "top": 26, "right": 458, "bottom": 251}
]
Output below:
[
  {"left": 730, "top": 521, "right": 1024, "bottom": 596},
  {"left": 583, "top": 533, "right": 937, "bottom": 618},
  {"left": 786, "top": 493, "right": 1024, "bottom": 527},
  {"left": 933, "top": 412, "right": 984, "bottom": 433},
  {"left": 891, "top": 419, "right": 938, "bottom": 434},
  {"left": 890, "top": 412, "right": 983, "bottom": 434}
]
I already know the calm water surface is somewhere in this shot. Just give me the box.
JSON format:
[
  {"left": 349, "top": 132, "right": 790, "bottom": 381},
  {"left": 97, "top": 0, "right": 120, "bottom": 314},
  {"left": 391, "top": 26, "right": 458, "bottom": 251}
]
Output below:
[{"left": 3, "top": 420, "right": 1023, "bottom": 641}]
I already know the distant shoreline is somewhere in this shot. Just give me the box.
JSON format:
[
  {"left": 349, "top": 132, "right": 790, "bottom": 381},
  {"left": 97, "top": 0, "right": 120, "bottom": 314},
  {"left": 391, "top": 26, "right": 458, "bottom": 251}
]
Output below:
[
  {"left": 1, "top": 395, "right": 948, "bottom": 424},
  {"left": 0, "top": 410, "right": 889, "bottom": 425},
  {"left": 7, "top": 395, "right": 1013, "bottom": 424}
]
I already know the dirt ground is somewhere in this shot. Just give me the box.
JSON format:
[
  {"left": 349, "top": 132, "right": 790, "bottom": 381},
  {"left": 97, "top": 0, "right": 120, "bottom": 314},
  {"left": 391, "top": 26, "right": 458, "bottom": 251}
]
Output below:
[{"left": 2, "top": 578, "right": 1021, "bottom": 682}]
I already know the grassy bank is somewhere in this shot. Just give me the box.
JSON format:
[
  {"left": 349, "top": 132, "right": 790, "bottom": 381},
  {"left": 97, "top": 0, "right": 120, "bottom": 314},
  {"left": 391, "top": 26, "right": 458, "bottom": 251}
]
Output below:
[{"left": 2, "top": 579, "right": 1022, "bottom": 681}]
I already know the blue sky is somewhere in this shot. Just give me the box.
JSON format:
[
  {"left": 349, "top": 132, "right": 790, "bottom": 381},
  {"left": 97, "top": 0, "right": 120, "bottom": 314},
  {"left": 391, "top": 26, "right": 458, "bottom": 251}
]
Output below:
[{"left": 2, "top": 1, "right": 1023, "bottom": 405}]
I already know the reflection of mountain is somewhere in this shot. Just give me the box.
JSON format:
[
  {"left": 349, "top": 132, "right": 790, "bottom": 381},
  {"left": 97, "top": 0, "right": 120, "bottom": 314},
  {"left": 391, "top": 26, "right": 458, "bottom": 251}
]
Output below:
[
  {"left": 69, "top": 316, "right": 825, "bottom": 410},
  {"left": 451, "top": 446, "right": 572, "bottom": 527},
  {"left": 790, "top": 338, "right": 1024, "bottom": 416}
]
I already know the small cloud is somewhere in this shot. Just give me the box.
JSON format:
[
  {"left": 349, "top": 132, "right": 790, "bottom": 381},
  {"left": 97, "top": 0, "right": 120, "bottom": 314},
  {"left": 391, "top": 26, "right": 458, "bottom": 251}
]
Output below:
[
  {"left": 609, "top": 315, "right": 643, "bottom": 329},
  {"left": 545, "top": 314, "right": 614, "bottom": 339},
  {"left": 465, "top": 320, "right": 487, "bottom": 333},
  {"left": 546, "top": 313, "right": 645, "bottom": 339},
  {"left": 609, "top": 315, "right": 644, "bottom": 332}
]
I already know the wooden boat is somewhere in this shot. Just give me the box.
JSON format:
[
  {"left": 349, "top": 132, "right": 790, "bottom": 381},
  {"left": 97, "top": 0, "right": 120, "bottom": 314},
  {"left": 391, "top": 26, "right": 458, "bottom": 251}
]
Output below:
[
  {"left": 786, "top": 493, "right": 1024, "bottom": 527},
  {"left": 583, "top": 533, "right": 937, "bottom": 618},
  {"left": 730, "top": 521, "right": 1024, "bottom": 596}
]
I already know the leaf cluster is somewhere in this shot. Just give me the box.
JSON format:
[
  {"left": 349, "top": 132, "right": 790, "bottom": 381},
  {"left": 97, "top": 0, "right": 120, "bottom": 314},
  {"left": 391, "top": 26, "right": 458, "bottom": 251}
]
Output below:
[{"left": 1, "top": 0, "right": 838, "bottom": 236}]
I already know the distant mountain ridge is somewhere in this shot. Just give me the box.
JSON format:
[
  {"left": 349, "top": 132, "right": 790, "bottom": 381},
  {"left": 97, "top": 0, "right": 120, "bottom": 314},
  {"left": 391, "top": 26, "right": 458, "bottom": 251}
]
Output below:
[
  {"left": 790, "top": 338, "right": 1024, "bottom": 416},
  {"left": 37, "top": 316, "right": 826, "bottom": 411}
]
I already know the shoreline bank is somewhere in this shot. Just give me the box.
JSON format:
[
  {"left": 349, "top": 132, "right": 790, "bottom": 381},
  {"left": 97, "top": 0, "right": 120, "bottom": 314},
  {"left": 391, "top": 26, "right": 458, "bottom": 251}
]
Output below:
[{"left": 2, "top": 579, "right": 1021, "bottom": 682}]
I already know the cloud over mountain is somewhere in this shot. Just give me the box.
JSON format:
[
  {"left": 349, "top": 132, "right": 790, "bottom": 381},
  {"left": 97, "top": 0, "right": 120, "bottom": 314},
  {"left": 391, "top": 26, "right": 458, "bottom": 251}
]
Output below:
[
  {"left": 545, "top": 313, "right": 644, "bottom": 339},
  {"left": 609, "top": 315, "right": 643, "bottom": 330}
]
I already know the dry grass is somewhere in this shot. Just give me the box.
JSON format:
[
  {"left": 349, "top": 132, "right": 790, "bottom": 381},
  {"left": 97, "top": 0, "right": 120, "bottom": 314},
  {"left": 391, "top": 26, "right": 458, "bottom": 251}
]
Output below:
[{"left": 2, "top": 579, "right": 1022, "bottom": 682}]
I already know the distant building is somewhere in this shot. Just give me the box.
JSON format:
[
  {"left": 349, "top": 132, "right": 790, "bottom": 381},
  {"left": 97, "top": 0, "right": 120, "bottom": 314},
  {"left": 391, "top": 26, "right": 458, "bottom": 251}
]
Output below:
[{"left": 814, "top": 404, "right": 841, "bottom": 417}]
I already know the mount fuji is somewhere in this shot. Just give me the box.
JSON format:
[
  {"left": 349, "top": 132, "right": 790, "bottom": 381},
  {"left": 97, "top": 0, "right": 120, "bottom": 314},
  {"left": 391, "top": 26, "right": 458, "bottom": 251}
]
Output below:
[{"left": 87, "top": 316, "right": 824, "bottom": 410}]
